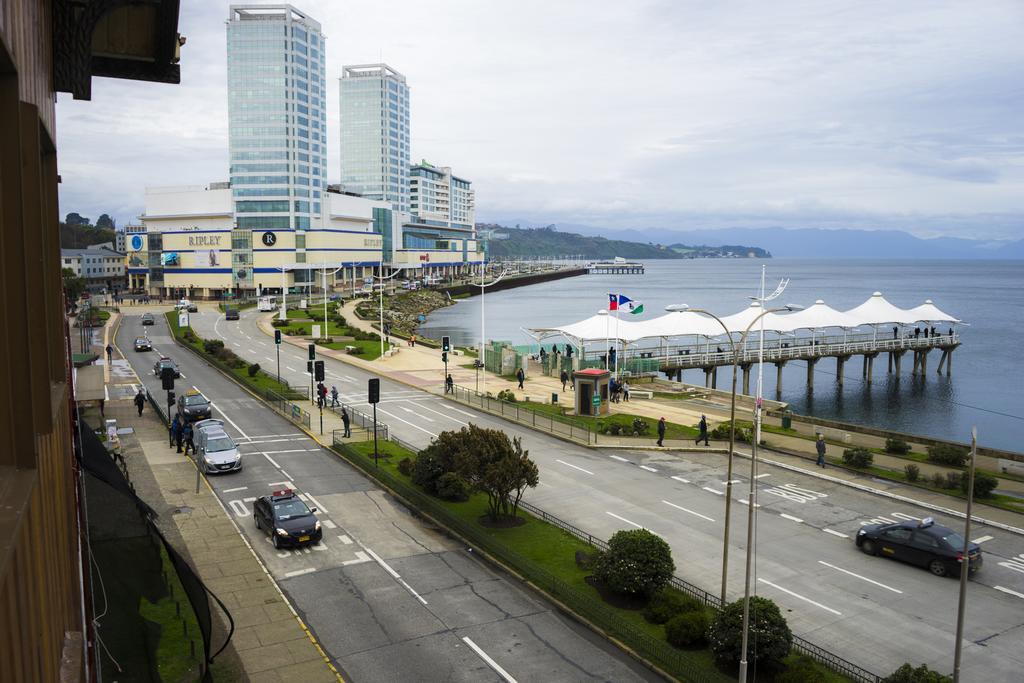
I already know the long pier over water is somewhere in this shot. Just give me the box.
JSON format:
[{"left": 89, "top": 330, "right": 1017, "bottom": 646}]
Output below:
[{"left": 585, "top": 331, "right": 959, "bottom": 396}]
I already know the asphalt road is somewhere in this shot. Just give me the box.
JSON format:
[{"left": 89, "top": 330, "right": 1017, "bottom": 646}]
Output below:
[
  {"left": 186, "top": 306, "right": 1024, "bottom": 681},
  {"left": 116, "top": 313, "right": 658, "bottom": 683}
]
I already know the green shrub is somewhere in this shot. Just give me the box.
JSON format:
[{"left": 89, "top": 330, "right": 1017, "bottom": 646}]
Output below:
[
  {"left": 182, "top": 329, "right": 199, "bottom": 344},
  {"left": 436, "top": 472, "right": 471, "bottom": 502},
  {"left": 886, "top": 438, "right": 911, "bottom": 455},
  {"left": 665, "top": 610, "right": 709, "bottom": 648},
  {"left": 630, "top": 418, "right": 649, "bottom": 436},
  {"left": 203, "top": 338, "right": 225, "bottom": 355},
  {"left": 247, "top": 363, "right": 260, "bottom": 377},
  {"left": 271, "top": 318, "right": 290, "bottom": 327},
  {"left": 594, "top": 529, "right": 675, "bottom": 598},
  {"left": 944, "top": 472, "right": 962, "bottom": 490},
  {"left": 905, "top": 464, "right": 920, "bottom": 482},
  {"left": 708, "top": 596, "right": 792, "bottom": 668},
  {"left": 882, "top": 662, "right": 953, "bottom": 683},
  {"left": 843, "top": 447, "right": 873, "bottom": 468},
  {"left": 931, "top": 472, "right": 947, "bottom": 489},
  {"left": 961, "top": 472, "right": 999, "bottom": 499},
  {"left": 710, "top": 420, "right": 752, "bottom": 443},
  {"left": 927, "top": 444, "right": 968, "bottom": 467},
  {"left": 642, "top": 589, "right": 701, "bottom": 624},
  {"left": 496, "top": 389, "right": 517, "bottom": 403},
  {"left": 397, "top": 457, "right": 413, "bottom": 477},
  {"left": 775, "top": 654, "right": 829, "bottom": 683}
]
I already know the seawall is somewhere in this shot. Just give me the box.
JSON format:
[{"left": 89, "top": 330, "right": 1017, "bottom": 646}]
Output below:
[{"left": 443, "top": 267, "right": 587, "bottom": 298}]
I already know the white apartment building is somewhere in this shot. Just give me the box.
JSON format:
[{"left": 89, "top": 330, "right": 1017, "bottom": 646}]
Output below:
[
  {"left": 61, "top": 244, "right": 126, "bottom": 289},
  {"left": 409, "top": 160, "right": 475, "bottom": 230}
]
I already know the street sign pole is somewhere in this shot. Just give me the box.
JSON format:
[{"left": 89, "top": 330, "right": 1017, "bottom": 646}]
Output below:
[
  {"left": 368, "top": 378, "right": 380, "bottom": 467},
  {"left": 372, "top": 403, "right": 378, "bottom": 467}
]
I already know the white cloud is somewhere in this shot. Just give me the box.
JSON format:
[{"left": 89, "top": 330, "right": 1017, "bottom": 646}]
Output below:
[{"left": 56, "top": 0, "right": 1024, "bottom": 239}]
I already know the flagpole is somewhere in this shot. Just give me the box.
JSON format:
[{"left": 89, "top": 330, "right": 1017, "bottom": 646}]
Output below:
[
  {"left": 605, "top": 295, "right": 611, "bottom": 371},
  {"left": 614, "top": 305, "right": 620, "bottom": 379}
]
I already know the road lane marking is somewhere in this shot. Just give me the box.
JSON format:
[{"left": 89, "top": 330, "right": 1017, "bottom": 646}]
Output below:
[
  {"left": 280, "top": 469, "right": 292, "bottom": 480},
  {"left": 375, "top": 407, "right": 438, "bottom": 437},
  {"left": 262, "top": 453, "right": 282, "bottom": 468},
  {"left": 268, "top": 481, "right": 293, "bottom": 488},
  {"left": 343, "top": 551, "right": 371, "bottom": 566},
  {"left": 462, "top": 637, "right": 517, "bottom": 683},
  {"left": 671, "top": 476, "right": 690, "bottom": 484},
  {"left": 703, "top": 487, "right": 724, "bottom": 495},
  {"left": 223, "top": 486, "right": 248, "bottom": 493},
  {"left": 259, "top": 449, "right": 313, "bottom": 454},
  {"left": 758, "top": 578, "right": 842, "bottom": 615},
  {"left": 305, "top": 492, "right": 328, "bottom": 513},
  {"left": 639, "top": 465, "right": 658, "bottom": 473},
  {"left": 284, "top": 568, "right": 316, "bottom": 578},
  {"left": 321, "top": 520, "right": 336, "bottom": 529},
  {"left": 415, "top": 402, "right": 468, "bottom": 425},
  {"left": 606, "top": 511, "right": 644, "bottom": 529},
  {"left": 738, "top": 499, "right": 761, "bottom": 508},
  {"left": 209, "top": 402, "right": 250, "bottom": 439},
  {"left": 440, "top": 403, "right": 477, "bottom": 418},
  {"left": 399, "top": 578, "right": 428, "bottom": 605},
  {"left": 362, "top": 546, "right": 400, "bottom": 579},
  {"left": 265, "top": 357, "right": 275, "bottom": 362},
  {"left": 994, "top": 586, "right": 1024, "bottom": 600},
  {"left": 610, "top": 455, "right": 630, "bottom": 463},
  {"left": 823, "top": 529, "right": 849, "bottom": 539},
  {"left": 780, "top": 514, "right": 804, "bottom": 523},
  {"left": 722, "top": 479, "right": 742, "bottom": 485},
  {"left": 662, "top": 500, "right": 714, "bottom": 522},
  {"left": 248, "top": 348, "right": 257, "bottom": 354},
  {"left": 556, "top": 459, "right": 594, "bottom": 475},
  {"left": 337, "top": 535, "right": 353, "bottom": 544},
  {"left": 817, "top": 561, "right": 902, "bottom": 593},
  {"left": 755, "top": 473, "right": 771, "bottom": 479},
  {"left": 972, "top": 535, "right": 994, "bottom": 544},
  {"left": 286, "top": 366, "right": 296, "bottom": 372},
  {"left": 399, "top": 405, "right": 433, "bottom": 422}
]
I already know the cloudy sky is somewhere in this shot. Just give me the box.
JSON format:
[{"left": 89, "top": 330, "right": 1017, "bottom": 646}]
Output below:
[{"left": 56, "top": 0, "right": 1024, "bottom": 239}]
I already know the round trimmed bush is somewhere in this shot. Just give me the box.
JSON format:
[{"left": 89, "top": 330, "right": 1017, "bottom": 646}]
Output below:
[
  {"left": 927, "top": 444, "right": 968, "bottom": 467},
  {"left": 247, "top": 363, "right": 261, "bottom": 377},
  {"left": 643, "top": 590, "right": 701, "bottom": 624},
  {"left": 436, "top": 472, "right": 470, "bottom": 502},
  {"left": 594, "top": 529, "right": 675, "bottom": 598},
  {"left": 886, "top": 438, "right": 911, "bottom": 455},
  {"left": 882, "top": 662, "right": 953, "bottom": 683},
  {"left": 708, "top": 596, "right": 792, "bottom": 668},
  {"left": 397, "top": 457, "right": 413, "bottom": 477},
  {"left": 665, "top": 610, "right": 709, "bottom": 648},
  {"left": 904, "top": 464, "right": 920, "bottom": 482},
  {"left": 842, "top": 447, "right": 873, "bottom": 468},
  {"left": 960, "top": 472, "right": 999, "bottom": 499}
]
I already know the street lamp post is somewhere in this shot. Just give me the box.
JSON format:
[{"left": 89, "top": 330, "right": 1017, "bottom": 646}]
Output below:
[
  {"left": 953, "top": 426, "right": 978, "bottom": 683},
  {"left": 666, "top": 299, "right": 802, "bottom": 609},
  {"left": 375, "top": 264, "right": 405, "bottom": 357},
  {"left": 320, "top": 263, "right": 343, "bottom": 340},
  {"left": 475, "top": 261, "right": 508, "bottom": 395}
]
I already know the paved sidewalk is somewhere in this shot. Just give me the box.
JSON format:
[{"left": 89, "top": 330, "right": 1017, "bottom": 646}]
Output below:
[{"left": 99, "top": 336, "right": 338, "bottom": 682}]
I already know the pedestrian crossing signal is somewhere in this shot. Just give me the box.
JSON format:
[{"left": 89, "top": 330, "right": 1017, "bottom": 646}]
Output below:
[
  {"left": 442, "top": 336, "right": 450, "bottom": 352},
  {"left": 274, "top": 330, "right": 282, "bottom": 345},
  {"left": 314, "top": 360, "right": 325, "bottom": 382},
  {"left": 368, "top": 378, "right": 380, "bottom": 404},
  {"left": 442, "top": 352, "right": 448, "bottom": 364}
]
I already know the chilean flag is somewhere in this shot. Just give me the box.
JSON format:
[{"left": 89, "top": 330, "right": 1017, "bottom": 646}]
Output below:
[{"left": 608, "top": 293, "right": 632, "bottom": 311}]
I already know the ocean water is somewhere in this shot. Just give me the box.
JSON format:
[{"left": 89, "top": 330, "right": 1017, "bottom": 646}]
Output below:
[{"left": 419, "top": 259, "right": 1024, "bottom": 452}]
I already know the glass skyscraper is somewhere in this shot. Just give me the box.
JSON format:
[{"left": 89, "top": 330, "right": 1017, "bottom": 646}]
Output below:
[
  {"left": 227, "top": 5, "right": 326, "bottom": 233},
  {"left": 339, "top": 64, "right": 410, "bottom": 213}
]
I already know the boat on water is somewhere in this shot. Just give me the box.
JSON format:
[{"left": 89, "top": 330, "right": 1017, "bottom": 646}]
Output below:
[{"left": 586, "top": 257, "right": 644, "bottom": 274}]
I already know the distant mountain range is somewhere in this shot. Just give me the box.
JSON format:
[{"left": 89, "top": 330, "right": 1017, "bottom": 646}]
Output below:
[
  {"left": 542, "top": 224, "right": 1024, "bottom": 259},
  {"left": 478, "top": 224, "right": 769, "bottom": 260}
]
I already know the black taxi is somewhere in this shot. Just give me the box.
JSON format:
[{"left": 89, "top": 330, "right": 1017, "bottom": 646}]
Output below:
[
  {"left": 253, "top": 489, "right": 322, "bottom": 549},
  {"left": 856, "top": 517, "right": 981, "bottom": 577}
]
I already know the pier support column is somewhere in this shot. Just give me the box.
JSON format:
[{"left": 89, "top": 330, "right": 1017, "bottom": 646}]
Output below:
[
  {"left": 806, "top": 358, "right": 817, "bottom": 390},
  {"left": 836, "top": 356, "right": 847, "bottom": 386},
  {"left": 888, "top": 352, "right": 893, "bottom": 373},
  {"left": 704, "top": 367, "right": 713, "bottom": 388},
  {"left": 712, "top": 366, "right": 718, "bottom": 389},
  {"left": 920, "top": 350, "right": 929, "bottom": 375},
  {"left": 866, "top": 354, "right": 876, "bottom": 384},
  {"left": 741, "top": 363, "right": 752, "bottom": 395},
  {"left": 945, "top": 350, "right": 952, "bottom": 376},
  {"left": 862, "top": 355, "right": 869, "bottom": 378},
  {"left": 775, "top": 361, "right": 786, "bottom": 399},
  {"left": 894, "top": 351, "right": 904, "bottom": 376}
]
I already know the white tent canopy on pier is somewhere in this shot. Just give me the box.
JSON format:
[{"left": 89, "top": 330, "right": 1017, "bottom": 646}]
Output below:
[{"left": 526, "top": 292, "right": 960, "bottom": 346}]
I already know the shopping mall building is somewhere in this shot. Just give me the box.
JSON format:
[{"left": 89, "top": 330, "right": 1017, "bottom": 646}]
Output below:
[{"left": 126, "top": 182, "right": 483, "bottom": 299}]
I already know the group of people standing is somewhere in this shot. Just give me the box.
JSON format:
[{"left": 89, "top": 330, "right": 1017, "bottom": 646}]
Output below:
[{"left": 168, "top": 414, "right": 195, "bottom": 455}]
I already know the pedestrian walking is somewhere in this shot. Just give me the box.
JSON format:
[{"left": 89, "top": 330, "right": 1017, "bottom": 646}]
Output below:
[
  {"left": 169, "top": 415, "right": 181, "bottom": 449},
  {"left": 105, "top": 344, "right": 113, "bottom": 363},
  {"left": 516, "top": 367, "right": 525, "bottom": 390},
  {"left": 341, "top": 407, "right": 351, "bottom": 438},
  {"left": 134, "top": 389, "right": 146, "bottom": 416},
  {"left": 816, "top": 434, "right": 826, "bottom": 468},
  {"left": 657, "top": 417, "right": 666, "bottom": 447},
  {"left": 696, "top": 414, "right": 709, "bottom": 446},
  {"left": 445, "top": 374, "right": 454, "bottom": 394},
  {"left": 622, "top": 381, "right": 630, "bottom": 402},
  {"left": 330, "top": 385, "right": 339, "bottom": 407},
  {"left": 560, "top": 369, "right": 569, "bottom": 391},
  {"left": 182, "top": 422, "right": 195, "bottom": 456},
  {"left": 565, "top": 343, "right": 572, "bottom": 358}
]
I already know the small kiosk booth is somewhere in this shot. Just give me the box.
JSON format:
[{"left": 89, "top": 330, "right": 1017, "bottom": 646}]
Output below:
[{"left": 573, "top": 368, "right": 611, "bottom": 416}]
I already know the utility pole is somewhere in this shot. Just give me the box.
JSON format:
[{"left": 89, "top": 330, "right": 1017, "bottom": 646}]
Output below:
[{"left": 953, "top": 426, "right": 978, "bottom": 683}]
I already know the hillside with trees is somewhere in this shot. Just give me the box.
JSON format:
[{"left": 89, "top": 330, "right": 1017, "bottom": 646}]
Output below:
[
  {"left": 478, "top": 223, "right": 769, "bottom": 260},
  {"left": 59, "top": 212, "right": 117, "bottom": 249}
]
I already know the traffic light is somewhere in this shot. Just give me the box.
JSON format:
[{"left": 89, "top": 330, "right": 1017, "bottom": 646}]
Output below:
[
  {"left": 314, "top": 360, "right": 325, "bottom": 382},
  {"left": 307, "top": 360, "right": 313, "bottom": 374},
  {"left": 368, "top": 378, "right": 380, "bottom": 404},
  {"left": 160, "top": 366, "right": 175, "bottom": 391},
  {"left": 274, "top": 329, "right": 282, "bottom": 345},
  {"left": 441, "top": 335, "right": 451, "bottom": 352},
  {"left": 308, "top": 343, "right": 315, "bottom": 360},
  {"left": 442, "top": 352, "right": 448, "bottom": 364}
]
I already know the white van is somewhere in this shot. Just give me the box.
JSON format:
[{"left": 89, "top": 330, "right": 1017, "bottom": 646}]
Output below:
[
  {"left": 257, "top": 295, "right": 277, "bottom": 312},
  {"left": 194, "top": 419, "right": 242, "bottom": 474}
]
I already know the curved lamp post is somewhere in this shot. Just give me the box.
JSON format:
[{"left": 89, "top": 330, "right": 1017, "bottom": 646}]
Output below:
[
  {"left": 376, "top": 264, "right": 406, "bottom": 357},
  {"left": 665, "top": 302, "right": 803, "bottom": 610},
  {"left": 475, "top": 262, "right": 508, "bottom": 395}
]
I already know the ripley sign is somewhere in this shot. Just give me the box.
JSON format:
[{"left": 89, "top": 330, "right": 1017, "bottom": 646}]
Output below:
[{"left": 187, "top": 235, "right": 223, "bottom": 247}]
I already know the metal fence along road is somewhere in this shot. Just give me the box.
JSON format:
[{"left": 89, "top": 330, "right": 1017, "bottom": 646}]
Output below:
[{"left": 449, "top": 384, "right": 596, "bottom": 445}]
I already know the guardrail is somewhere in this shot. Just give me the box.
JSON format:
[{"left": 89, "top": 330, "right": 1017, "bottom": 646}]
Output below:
[
  {"left": 449, "top": 384, "right": 596, "bottom": 445},
  {"left": 263, "top": 388, "right": 312, "bottom": 429}
]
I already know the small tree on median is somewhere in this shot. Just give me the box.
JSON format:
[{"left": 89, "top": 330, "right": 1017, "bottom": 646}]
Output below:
[
  {"left": 708, "top": 596, "right": 792, "bottom": 669},
  {"left": 594, "top": 529, "right": 675, "bottom": 598},
  {"left": 882, "top": 663, "right": 952, "bottom": 683}
]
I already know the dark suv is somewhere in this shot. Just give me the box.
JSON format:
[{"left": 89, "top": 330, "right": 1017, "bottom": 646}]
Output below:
[
  {"left": 176, "top": 390, "right": 212, "bottom": 422},
  {"left": 224, "top": 307, "right": 239, "bottom": 321},
  {"left": 856, "top": 517, "right": 981, "bottom": 577},
  {"left": 253, "top": 489, "right": 322, "bottom": 549}
]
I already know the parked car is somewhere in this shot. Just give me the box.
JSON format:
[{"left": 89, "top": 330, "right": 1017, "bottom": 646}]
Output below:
[
  {"left": 152, "top": 356, "right": 180, "bottom": 378},
  {"left": 224, "top": 307, "right": 239, "bottom": 321},
  {"left": 856, "top": 517, "right": 982, "bottom": 577},
  {"left": 253, "top": 489, "right": 322, "bottom": 549},
  {"left": 176, "top": 389, "right": 212, "bottom": 422},
  {"left": 140, "top": 313, "right": 155, "bottom": 325},
  {"left": 133, "top": 336, "right": 152, "bottom": 352},
  {"left": 193, "top": 420, "right": 241, "bottom": 474},
  {"left": 175, "top": 299, "right": 191, "bottom": 310},
  {"left": 187, "top": 303, "right": 198, "bottom": 313}
]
